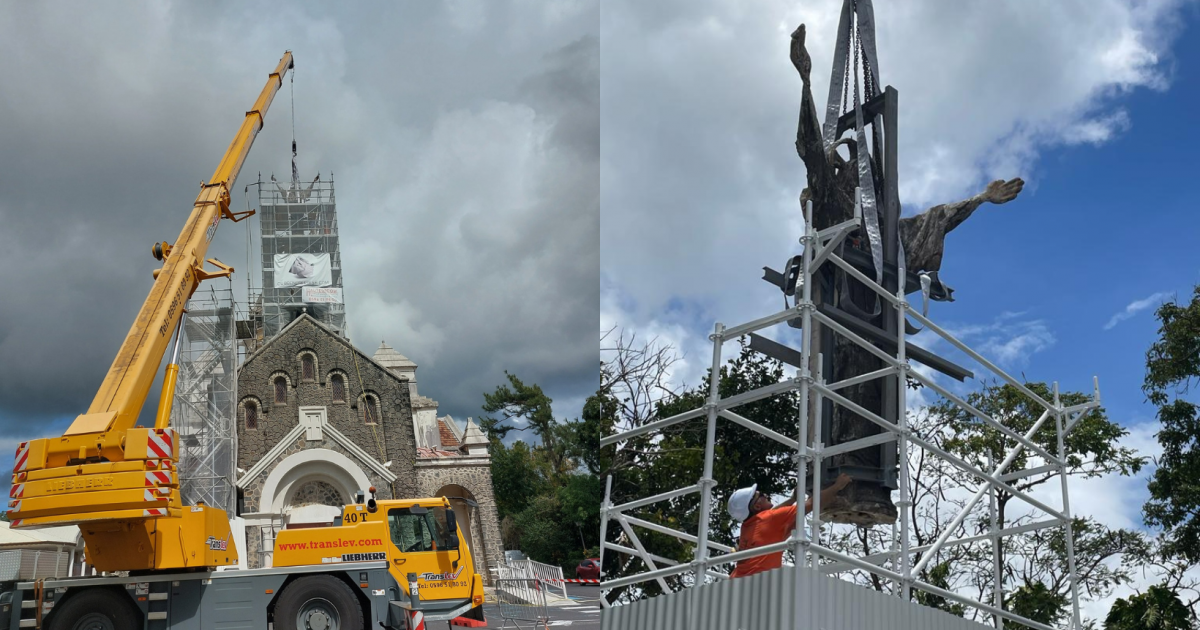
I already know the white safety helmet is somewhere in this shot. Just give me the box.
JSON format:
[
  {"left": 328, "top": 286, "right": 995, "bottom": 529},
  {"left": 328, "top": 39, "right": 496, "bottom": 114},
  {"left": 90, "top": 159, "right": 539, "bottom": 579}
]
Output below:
[{"left": 728, "top": 484, "right": 758, "bottom": 522}]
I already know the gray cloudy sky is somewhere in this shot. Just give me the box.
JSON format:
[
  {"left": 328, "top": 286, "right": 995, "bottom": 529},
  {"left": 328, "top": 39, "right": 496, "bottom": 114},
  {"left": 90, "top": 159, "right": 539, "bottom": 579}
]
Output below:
[{"left": 0, "top": 1, "right": 598, "bottom": 439}]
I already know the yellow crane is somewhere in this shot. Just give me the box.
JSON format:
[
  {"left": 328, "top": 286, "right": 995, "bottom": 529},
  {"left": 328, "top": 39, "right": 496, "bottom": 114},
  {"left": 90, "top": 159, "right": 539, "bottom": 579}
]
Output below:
[
  {"left": 8, "top": 52, "right": 294, "bottom": 571},
  {"left": 1, "top": 53, "right": 487, "bottom": 630}
]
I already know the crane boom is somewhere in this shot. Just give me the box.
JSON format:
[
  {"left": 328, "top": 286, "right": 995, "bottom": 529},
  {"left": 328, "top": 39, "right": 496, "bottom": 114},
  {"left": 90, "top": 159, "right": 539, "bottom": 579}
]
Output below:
[
  {"left": 76, "top": 51, "right": 293, "bottom": 439},
  {"left": 8, "top": 54, "right": 294, "bottom": 572}
]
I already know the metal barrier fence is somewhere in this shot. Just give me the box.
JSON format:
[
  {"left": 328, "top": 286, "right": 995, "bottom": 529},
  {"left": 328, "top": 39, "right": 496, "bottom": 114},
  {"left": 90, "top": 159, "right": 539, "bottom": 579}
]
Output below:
[
  {"left": 495, "top": 578, "right": 550, "bottom": 629},
  {"left": 499, "top": 559, "right": 570, "bottom": 601}
]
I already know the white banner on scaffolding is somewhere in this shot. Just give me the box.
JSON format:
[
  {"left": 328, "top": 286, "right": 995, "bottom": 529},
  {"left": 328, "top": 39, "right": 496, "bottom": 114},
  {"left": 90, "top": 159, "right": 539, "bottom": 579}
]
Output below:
[
  {"left": 273, "top": 253, "right": 332, "bottom": 288},
  {"left": 301, "top": 286, "right": 343, "bottom": 304}
]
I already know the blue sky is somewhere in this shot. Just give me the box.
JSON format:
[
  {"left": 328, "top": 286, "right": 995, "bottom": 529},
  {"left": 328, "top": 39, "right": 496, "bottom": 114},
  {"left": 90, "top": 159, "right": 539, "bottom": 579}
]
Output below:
[
  {"left": 938, "top": 23, "right": 1200, "bottom": 432},
  {"left": 602, "top": 0, "right": 1199, "bottom": 480}
]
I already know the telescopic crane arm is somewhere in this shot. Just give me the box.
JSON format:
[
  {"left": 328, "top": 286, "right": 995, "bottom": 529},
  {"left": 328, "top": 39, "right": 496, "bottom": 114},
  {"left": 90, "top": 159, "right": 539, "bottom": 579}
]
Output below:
[
  {"left": 76, "top": 51, "right": 293, "bottom": 441},
  {"left": 9, "top": 53, "right": 293, "bottom": 549}
]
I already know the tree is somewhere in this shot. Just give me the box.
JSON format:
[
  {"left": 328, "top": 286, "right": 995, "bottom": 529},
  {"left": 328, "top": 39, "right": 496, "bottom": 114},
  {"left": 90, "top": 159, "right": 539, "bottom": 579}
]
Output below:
[
  {"left": 1105, "top": 585, "right": 1191, "bottom": 630},
  {"left": 1142, "top": 286, "right": 1200, "bottom": 564},
  {"left": 481, "top": 372, "right": 574, "bottom": 478},
  {"left": 479, "top": 372, "right": 603, "bottom": 573},
  {"left": 1007, "top": 582, "right": 1068, "bottom": 630},
  {"left": 489, "top": 441, "right": 546, "bottom": 524},
  {"left": 600, "top": 325, "right": 1149, "bottom": 620},
  {"left": 1122, "top": 535, "right": 1200, "bottom": 622},
  {"left": 824, "top": 382, "right": 1145, "bottom": 624}
]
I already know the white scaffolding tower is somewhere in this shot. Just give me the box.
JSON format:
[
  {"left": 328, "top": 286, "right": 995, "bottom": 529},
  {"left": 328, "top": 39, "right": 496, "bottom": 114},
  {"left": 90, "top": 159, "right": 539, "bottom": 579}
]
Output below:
[
  {"left": 254, "top": 173, "right": 345, "bottom": 340},
  {"left": 600, "top": 201, "right": 1095, "bottom": 630},
  {"left": 172, "top": 285, "right": 238, "bottom": 515}
]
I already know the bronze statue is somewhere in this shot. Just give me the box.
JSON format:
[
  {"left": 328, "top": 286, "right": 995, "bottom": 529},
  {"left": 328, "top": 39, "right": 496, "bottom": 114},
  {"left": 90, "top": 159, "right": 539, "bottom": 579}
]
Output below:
[{"left": 788, "top": 22, "right": 1025, "bottom": 525}]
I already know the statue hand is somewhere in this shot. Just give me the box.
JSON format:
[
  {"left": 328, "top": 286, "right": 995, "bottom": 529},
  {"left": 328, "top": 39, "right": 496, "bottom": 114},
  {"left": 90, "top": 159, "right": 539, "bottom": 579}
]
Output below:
[
  {"left": 790, "top": 25, "right": 812, "bottom": 81},
  {"left": 981, "top": 178, "right": 1024, "bottom": 205},
  {"left": 833, "top": 473, "right": 852, "bottom": 491}
]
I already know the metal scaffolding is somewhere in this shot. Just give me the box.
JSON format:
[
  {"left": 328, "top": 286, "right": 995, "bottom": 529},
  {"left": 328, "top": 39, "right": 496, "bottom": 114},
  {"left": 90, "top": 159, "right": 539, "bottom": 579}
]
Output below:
[
  {"left": 600, "top": 200, "right": 1095, "bottom": 630},
  {"left": 254, "top": 173, "right": 345, "bottom": 340},
  {"left": 172, "top": 285, "right": 238, "bottom": 515}
]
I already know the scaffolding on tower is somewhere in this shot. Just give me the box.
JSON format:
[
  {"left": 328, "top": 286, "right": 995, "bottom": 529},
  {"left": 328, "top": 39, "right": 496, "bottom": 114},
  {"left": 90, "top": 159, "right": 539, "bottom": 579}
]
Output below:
[
  {"left": 171, "top": 284, "right": 238, "bottom": 516},
  {"left": 249, "top": 172, "right": 345, "bottom": 343}
]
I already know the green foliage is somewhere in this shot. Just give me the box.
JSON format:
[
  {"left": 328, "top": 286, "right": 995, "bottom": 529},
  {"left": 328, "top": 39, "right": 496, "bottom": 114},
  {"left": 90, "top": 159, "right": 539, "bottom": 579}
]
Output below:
[
  {"left": 913, "top": 562, "right": 966, "bottom": 617},
  {"left": 1105, "top": 585, "right": 1191, "bottom": 630},
  {"left": 1142, "top": 287, "right": 1200, "bottom": 563},
  {"left": 1007, "top": 582, "right": 1068, "bottom": 630},
  {"left": 928, "top": 381, "right": 1146, "bottom": 624},
  {"left": 513, "top": 493, "right": 579, "bottom": 568},
  {"left": 938, "top": 381, "right": 1144, "bottom": 482},
  {"left": 613, "top": 343, "right": 801, "bottom": 551},
  {"left": 574, "top": 389, "right": 615, "bottom": 476},
  {"left": 489, "top": 441, "right": 547, "bottom": 519},
  {"left": 480, "top": 373, "right": 602, "bottom": 574},
  {"left": 600, "top": 335, "right": 1150, "bottom": 616},
  {"left": 600, "top": 342, "right": 803, "bottom": 596}
]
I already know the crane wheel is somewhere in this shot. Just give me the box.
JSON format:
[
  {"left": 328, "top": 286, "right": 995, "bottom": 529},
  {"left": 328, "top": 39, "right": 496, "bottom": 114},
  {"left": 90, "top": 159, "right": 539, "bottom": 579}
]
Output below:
[
  {"left": 275, "top": 575, "right": 363, "bottom": 630},
  {"left": 47, "top": 587, "right": 140, "bottom": 630}
]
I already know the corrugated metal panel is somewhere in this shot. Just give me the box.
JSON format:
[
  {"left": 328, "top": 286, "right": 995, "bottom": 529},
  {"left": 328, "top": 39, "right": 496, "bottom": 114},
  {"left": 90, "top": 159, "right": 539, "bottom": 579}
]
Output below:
[
  {"left": 7, "top": 549, "right": 72, "bottom": 580},
  {"left": 601, "top": 564, "right": 992, "bottom": 630},
  {"left": 0, "top": 551, "right": 20, "bottom": 581}
]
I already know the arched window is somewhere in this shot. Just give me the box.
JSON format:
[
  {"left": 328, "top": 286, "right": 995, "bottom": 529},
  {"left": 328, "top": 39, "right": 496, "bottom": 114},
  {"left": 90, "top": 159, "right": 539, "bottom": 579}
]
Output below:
[
  {"left": 362, "top": 395, "right": 380, "bottom": 425},
  {"left": 331, "top": 374, "right": 346, "bottom": 402},
  {"left": 301, "top": 353, "right": 315, "bottom": 381},
  {"left": 245, "top": 402, "right": 258, "bottom": 430},
  {"left": 274, "top": 376, "right": 287, "bottom": 404}
]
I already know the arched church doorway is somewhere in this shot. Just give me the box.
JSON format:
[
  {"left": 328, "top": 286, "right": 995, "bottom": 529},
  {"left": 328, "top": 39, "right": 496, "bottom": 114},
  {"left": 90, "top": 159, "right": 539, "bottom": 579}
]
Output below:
[
  {"left": 284, "top": 477, "right": 347, "bottom": 527},
  {"left": 435, "top": 484, "right": 489, "bottom": 577}
]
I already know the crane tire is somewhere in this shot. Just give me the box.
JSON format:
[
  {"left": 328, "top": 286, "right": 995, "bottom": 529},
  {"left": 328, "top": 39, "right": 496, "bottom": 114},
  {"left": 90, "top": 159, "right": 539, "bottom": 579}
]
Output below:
[
  {"left": 47, "top": 587, "right": 140, "bottom": 630},
  {"left": 275, "top": 575, "right": 363, "bottom": 630}
]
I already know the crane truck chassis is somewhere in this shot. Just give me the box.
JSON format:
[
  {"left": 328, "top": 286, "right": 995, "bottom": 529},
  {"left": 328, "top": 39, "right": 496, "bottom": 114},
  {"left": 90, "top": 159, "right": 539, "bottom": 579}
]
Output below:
[
  {"left": 2, "top": 52, "right": 487, "bottom": 629},
  {"left": 0, "top": 494, "right": 486, "bottom": 629}
]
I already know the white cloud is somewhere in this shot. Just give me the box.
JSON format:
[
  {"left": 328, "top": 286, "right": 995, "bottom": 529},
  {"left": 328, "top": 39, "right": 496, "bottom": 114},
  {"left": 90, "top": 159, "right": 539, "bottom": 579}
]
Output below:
[
  {"left": 601, "top": 0, "right": 1187, "bottom": 353},
  {"left": 929, "top": 312, "right": 1057, "bottom": 371},
  {"left": 1103, "top": 291, "right": 1171, "bottom": 330}
]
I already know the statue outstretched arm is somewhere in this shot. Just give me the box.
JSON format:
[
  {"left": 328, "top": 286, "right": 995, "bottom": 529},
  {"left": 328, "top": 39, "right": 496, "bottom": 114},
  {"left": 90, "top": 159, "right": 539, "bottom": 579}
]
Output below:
[
  {"left": 792, "top": 25, "right": 828, "bottom": 181},
  {"left": 899, "top": 178, "right": 1024, "bottom": 272}
]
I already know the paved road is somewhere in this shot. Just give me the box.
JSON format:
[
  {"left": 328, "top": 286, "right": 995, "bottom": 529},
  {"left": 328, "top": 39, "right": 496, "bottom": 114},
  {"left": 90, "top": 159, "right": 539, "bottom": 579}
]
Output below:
[{"left": 427, "top": 584, "right": 602, "bottom": 629}]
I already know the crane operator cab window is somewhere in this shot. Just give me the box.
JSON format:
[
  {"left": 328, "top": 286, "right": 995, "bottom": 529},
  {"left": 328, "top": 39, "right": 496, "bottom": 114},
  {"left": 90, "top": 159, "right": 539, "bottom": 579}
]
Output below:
[{"left": 388, "top": 506, "right": 459, "bottom": 553}]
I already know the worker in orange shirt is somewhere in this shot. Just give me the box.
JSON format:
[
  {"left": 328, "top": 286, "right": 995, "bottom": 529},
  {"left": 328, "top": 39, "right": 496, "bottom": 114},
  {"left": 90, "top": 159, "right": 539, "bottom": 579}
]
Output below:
[{"left": 726, "top": 473, "right": 853, "bottom": 578}]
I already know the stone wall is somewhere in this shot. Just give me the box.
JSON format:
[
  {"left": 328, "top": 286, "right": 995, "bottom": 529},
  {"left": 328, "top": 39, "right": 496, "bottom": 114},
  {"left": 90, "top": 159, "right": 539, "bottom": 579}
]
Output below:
[
  {"left": 416, "top": 457, "right": 505, "bottom": 584},
  {"left": 236, "top": 315, "right": 418, "bottom": 502},
  {"left": 233, "top": 314, "right": 505, "bottom": 579}
]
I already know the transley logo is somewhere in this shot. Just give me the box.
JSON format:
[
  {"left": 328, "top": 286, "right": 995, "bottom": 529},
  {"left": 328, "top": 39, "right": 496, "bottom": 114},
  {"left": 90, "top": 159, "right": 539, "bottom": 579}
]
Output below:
[
  {"left": 419, "top": 566, "right": 465, "bottom": 582},
  {"left": 47, "top": 476, "right": 114, "bottom": 493},
  {"left": 205, "top": 535, "right": 229, "bottom": 551},
  {"left": 205, "top": 213, "right": 221, "bottom": 243}
]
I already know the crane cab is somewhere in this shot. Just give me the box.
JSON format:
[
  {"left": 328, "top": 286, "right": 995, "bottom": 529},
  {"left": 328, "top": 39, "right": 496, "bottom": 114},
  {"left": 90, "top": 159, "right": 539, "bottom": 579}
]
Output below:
[{"left": 273, "top": 492, "right": 485, "bottom": 621}]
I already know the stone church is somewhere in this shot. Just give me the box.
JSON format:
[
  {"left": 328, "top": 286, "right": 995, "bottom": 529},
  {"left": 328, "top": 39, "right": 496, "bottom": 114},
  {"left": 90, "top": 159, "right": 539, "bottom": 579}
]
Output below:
[{"left": 233, "top": 314, "right": 503, "bottom": 579}]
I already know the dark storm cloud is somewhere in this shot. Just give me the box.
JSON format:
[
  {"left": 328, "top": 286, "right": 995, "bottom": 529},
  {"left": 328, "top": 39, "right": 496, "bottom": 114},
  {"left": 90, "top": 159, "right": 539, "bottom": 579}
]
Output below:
[{"left": 0, "top": 1, "right": 598, "bottom": 435}]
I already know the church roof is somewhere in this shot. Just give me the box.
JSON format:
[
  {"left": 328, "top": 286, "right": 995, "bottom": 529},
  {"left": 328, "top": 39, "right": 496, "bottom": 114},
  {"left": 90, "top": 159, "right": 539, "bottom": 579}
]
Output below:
[
  {"left": 460, "top": 418, "right": 488, "bottom": 447},
  {"left": 373, "top": 342, "right": 417, "bottom": 370},
  {"left": 438, "top": 419, "right": 460, "bottom": 448},
  {"left": 239, "top": 314, "right": 411, "bottom": 391}
]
